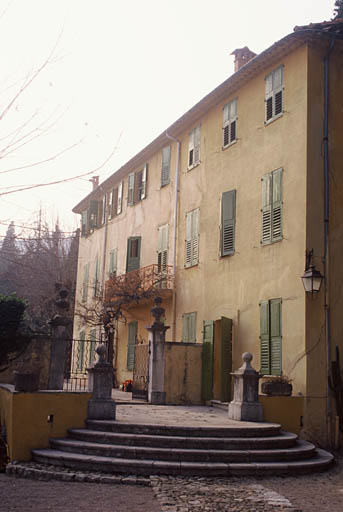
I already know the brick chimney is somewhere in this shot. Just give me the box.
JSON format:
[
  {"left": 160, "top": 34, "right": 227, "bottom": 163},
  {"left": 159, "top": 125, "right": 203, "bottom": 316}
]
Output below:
[
  {"left": 231, "top": 46, "right": 256, "bottom": 72},
  {"left": 89, "top": 176, "right": 99, "bottom": 190}
]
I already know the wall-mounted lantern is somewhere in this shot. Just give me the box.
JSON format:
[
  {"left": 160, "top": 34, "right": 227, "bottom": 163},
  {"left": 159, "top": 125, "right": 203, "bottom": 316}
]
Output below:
[{"left": 301, "top": 249, "right": 324, "bottom": 295}]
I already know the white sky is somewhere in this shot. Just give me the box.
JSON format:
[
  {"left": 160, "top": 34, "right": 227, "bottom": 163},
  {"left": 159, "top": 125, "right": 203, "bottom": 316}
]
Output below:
[{"left": 0, "top": 0, "right": 335, "bottom": 238}]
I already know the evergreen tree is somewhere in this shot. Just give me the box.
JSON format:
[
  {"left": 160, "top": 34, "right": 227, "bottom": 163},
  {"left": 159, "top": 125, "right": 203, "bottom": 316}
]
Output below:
[{"left": 333, "top": 0, "right": 343, "bottom": 18}]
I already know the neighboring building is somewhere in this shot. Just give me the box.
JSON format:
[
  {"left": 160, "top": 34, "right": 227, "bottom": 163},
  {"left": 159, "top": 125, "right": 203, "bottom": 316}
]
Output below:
[{"left": 72, "top": 20, "right": 343, "bottom": 445}]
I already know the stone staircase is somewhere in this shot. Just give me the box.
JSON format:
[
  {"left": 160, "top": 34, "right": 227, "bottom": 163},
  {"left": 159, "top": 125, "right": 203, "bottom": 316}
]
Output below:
[{"left": 31, "top": 419, "right": 334, "bottom": 477}]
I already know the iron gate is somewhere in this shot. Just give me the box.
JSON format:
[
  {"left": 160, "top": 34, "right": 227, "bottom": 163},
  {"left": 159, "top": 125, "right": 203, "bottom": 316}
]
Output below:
[{"left": 132, "top": 342, "right": 150, "bottom": 400}]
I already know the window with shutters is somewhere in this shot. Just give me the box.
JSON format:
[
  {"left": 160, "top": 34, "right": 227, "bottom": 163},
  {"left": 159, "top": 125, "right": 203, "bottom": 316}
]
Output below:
[
  {"left": 107, "top": 182, "right": 123, "bottom": 219},
  {"left": 261, "top": 168, "right": 282, "bottom": 245},
  {"left": 93, "top": 255, "right": 100, "bottom": 297},
  {"left": 157, "top": 224, "right": 168, "bottom": 272},
  {"left": 88, "top": 200, "right": 99, "bottom": 232},
  {"left": 117, "top": 181, "right": 123, "bottom": 214},
  {"left": 82, "top": 263, "right": 89, "bottom": 302},
  {"left": 107, "top": 190, "right": 114, "bottom": 220},
  {"left": 188, "top": 125, "right": 200, "bottom": 169},
  {"left": 221, "top": 190, "right": 236, "bottom": 256},
  {"left": 81, "top": 211, "right": 87, "bottom": 237},
  {"left": 183, "top": 312, "right": 197, "bottom": 343},
  {"left": 185, "top": 208, "right": 200, "bottom": 268},
  {"left": 161, "top": 146, "right": 171, "bottom": 186},
  {"left": 127, "top": 321, "right": 137, "bottom": 370},
  {"left": 260, "top": 298, "right": 282, "bottom": 376},
  {"left": 136, "top": 164, "right": 148, "bottom": 201},
  {"left": 108, "top": 248, "right": 117, "bottom": 278},
  {"left": 223, "top": 99, "right": 237, "bottom": 148},
  {"left": 128, "top": 173, "right": 135, "bottom": 205},
  {"left": 265, "top": 65, "right": 283, "bottom": 123},
  {"left": 126, "top": 236, "right": 141, "bottom": 272},
  {"left": 99, "top": 196, "right": 106, "bottom": 225}
]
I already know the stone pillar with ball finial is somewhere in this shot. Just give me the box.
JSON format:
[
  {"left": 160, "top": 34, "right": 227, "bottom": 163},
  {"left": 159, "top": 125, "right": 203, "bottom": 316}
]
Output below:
[
  {"left": 228, "top": 352, "right": 264, "bottom": 422},
  {"left": 147, "top": 296, "right": 169, "bottom": 405},
  {"left": 87, "top": 344, "right": 116, "bottom": 420}
]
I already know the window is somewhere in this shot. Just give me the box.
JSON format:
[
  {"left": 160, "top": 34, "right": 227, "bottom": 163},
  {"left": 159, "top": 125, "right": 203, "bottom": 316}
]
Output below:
[
  {"left": 109, "top": 248, "right": 117, "bottom": 277},
  {"left": 223, "top": 99, "right": 237, "bottom": 148},
  {"left": 260, "top": 298, "right": 282, "bottom": 375},
  {"left": 188, "top": 125, "right": 200, "bottom": 168},
  {"left": 261, "top": 168, "right": 282, "bottom": 245},
  {"left": 128, "top": 166, "right": 148, "bottom": 205},
  {"left": 93, "top": 256, "right": 100, "bottom": 297},
  {"left": 127, "top": 321, "right": 137, "bottom": 370},
  {"left": 88, "top": 200, "right": 99, "bottom": 232},
  {"left": 99, "top": 196, "right": 106, "bottom": 225},
  {"left": 81, "top": 211, "right": 87, "bottom": 236},
  {"left": 221, "top": 190, "right": 236, "bottom": 256},
  {"left": 107, "top": 190, "right": 113, "bottom": 220},
  {"left": 183, "top": 312, "right": 197, "bottom": 343},
  {"left": 157, "top": 224, "right": 168, "bottom": 272},
  {"left": 185, "top": 209, "right": 200, "bottom": 267},
  {"left": 265, "top": 65, "right": 283, "bottom": 123},
  {"left": 107, "top": 181, "right": 124, "bottom": 219},
  {"left": 82, "top": 263, "right": 89, "bottom": 302},
  {"left": 117, "top": 181, "right": 123, "bottom": 214},
  {"left": 126, "top": 236, "right": 141, "bottom": 272},
  {"left": 161, "top": 146, "right": 171, "bottom": 186}
]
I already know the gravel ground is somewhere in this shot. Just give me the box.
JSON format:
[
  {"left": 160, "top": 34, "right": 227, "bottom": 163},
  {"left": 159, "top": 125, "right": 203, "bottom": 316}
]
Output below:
[{"left": 2, "top": 454, "right": 343, "bottom": 512}]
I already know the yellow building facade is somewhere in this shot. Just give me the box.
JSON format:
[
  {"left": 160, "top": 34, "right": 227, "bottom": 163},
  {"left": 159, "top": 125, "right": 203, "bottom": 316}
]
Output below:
[{"left": 73, "top": 22, "right": 343, "bottom": 445}]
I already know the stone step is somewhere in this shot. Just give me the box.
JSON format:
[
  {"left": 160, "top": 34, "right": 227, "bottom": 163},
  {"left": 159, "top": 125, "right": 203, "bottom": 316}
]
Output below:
[
  {"left": 85, "top": 419, "right": 282, "bottom": 438},
  {"left": 31, "top": 448, "right": 334, "bottom": 477},
  {"left": 69, "top": 428, "right": 298, "bottom": 450},
  {"left": 50, "top": 437, "right": 316, "bottom": 463}
]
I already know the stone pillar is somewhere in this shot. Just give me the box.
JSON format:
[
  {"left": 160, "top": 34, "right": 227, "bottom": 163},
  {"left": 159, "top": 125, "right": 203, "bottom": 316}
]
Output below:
[
  {"left": 228, "top": 352, "right": 264, "bottom": 422},
  {"left": 87, "top": 344, "right": 116, "bottom": 420},
  {"left": 48, "top": 288, "right": 72, "bottom": 390},
  {"left": 147, "top": 297, "right": 169, "bottom": 405}
]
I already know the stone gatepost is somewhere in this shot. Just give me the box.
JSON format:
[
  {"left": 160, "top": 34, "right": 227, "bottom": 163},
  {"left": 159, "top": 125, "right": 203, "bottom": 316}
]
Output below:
[
  {"left": 48, "top": 287, "right": 72, "bottom": 390},
  {"left": 228, "top": 352, "right": 264, "bottom": 422},
  {"left": 87, "top": 344, "right": 116, "bottom": 420},
  {"left": 147, "top": 297, "right": 169, "bottom": 405}
]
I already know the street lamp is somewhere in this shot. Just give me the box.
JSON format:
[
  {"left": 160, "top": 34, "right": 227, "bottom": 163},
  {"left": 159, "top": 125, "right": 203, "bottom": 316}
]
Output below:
[{"left": 301, "top": 264, "right": 324, "bottom": 294}]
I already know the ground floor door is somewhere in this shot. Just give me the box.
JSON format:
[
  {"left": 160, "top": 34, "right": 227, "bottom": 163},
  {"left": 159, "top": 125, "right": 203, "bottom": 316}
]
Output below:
[{"left": 201, "top": 317, "right": 232, "bottom": 402}]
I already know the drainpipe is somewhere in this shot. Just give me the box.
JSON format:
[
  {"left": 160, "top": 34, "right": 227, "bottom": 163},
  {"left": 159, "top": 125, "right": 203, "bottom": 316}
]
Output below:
[
  {"left": 166, "top": 132, "right": 181, "bottom": 341},
  {"left": 323, "top": 37, "right": 335, "bottom": 442}
]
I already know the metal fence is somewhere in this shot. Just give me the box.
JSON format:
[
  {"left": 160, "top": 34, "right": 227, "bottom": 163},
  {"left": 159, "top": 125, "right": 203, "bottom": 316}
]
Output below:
[{"left": 64, "top": 337, "right": 104, "bottom": 391}]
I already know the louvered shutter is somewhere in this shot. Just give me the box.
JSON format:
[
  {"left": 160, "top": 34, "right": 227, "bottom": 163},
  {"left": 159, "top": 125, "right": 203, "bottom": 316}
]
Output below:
[
  {"left": 270, "top": 299, "right": 282, "bottom": 376},
  {"left": 191, "top": 209, "right": 199, "bottom": 266},
  {"left": 201, "top": 320, "right": 214, "bottom": 400},
  {"left": 261, "top": 173, "right": 272, "bottom": 244},
  {"left": 89, "top": 329, "right": 96, "bottom": 366},
  {"left": 182, "top": 314, "right": 189, "bottom": 343},
  {"left": 260, "top": 300, "right": 270, "bottom": 375},
  {"left": 185, "top": 212, "right": 192, "bottom": 267},
  {"left": 188, "top": 129, "right": 195, "bottom": 167},
  {"left": 88, "top": 200, "right": 99, "bottom": 230},
  {"left": 108, "top": 190, "right": 113, "bottom": 220},
  {"left": 81, "top": 211, "right": 87, "bottom": 236},
  {"left": 221, "top": 190, "right": 236, "bottom": 256},
  {"left": 77, "top": 331, "right": 85, "bottom": 371},
  {"left": 117, "top": 182, "right": 123, "bottom": 214},
  {"left": 273, "top": 66, "right": 283, "bottom": 116},
  {"left": 126, "top": 237, "right": 141, "bottom": 272},
  {"left": 128, "top": 173, "right": 135, "bottom": 205},
  {"left": 158, "top": 225, "right": 168, "bottom": 272},
  {"left": 194, "top": 125, "right": 200, "bottom": 164},
  {"left": 161, "top": 146, "right": 171, "bottom": 186},
  {"left": 141, "top": 164, "right": 148, "bottom": 200},
  {"left": 93, "top": 256, "right": 100, "bottom": 296},
  {"left": 127, "top": 321, "right": 137, "bottom": 370},
  {"left": 82, "top": 263, "right": 89, "bottom": 302},
  {"left": 272, "top": 168, "right": 282, "bottom": 241}
]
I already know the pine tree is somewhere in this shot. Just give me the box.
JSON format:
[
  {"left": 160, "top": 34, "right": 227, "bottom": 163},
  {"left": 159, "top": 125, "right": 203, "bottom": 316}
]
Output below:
[{"left": 333, "top": 0, "right": 343, "bottom": 18}]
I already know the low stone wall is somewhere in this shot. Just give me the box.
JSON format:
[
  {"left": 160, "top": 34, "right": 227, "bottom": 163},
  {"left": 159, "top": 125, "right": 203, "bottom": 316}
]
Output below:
[
  {"left": 0, "top": 336, "right": 52, "bottom": 390},
  {"left": 259, "top": 395, "right": 304, "bottom": 434},
  {"left": 0, "top": 384, "right": 91, "bottom": 461},
  {"left": 164, "top": 342, "right": 202, "bottom": 404}
]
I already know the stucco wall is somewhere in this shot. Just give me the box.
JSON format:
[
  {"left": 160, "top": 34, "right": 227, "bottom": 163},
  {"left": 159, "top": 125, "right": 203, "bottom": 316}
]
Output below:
[
  {"left": 164, "top": 342, "right": 202, "bottom": 404},
  {"left": 0, "top": 384, "right": 91, "bottom": 461}
]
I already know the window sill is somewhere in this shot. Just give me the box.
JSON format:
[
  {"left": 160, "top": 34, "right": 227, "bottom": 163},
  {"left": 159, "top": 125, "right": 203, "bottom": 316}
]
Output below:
[
  {"left": 184, "top": 263, "right": 199, "bottom": 269},
  {"left": 222, "top": 139, "right": 237, "bottom": 151},
  {"left": 187, "top": 161, "right": 200, "bottom": 172},
  {"left": 264, "top": 112, "right": 283, "bottom": 126},
  {"left": 260, "top": 237, "right": 283, "bottom": 246}
]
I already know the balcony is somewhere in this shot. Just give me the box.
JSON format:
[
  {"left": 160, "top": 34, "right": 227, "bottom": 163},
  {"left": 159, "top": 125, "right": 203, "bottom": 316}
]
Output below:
[{"left": 105, "top": 264, "right": 174, "bottom": 310}]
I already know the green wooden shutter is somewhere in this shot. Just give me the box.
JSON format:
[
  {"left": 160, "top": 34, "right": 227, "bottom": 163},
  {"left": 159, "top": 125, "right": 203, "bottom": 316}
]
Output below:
[
  {"left": 81, "top": 211, "right": 87, "bottom": 237},
  {"left": 126, "top": 237, "right": 141, "bottom": 272},
  {"left": 89, "top": 329, "right": 96, "bottom": 366},
  {"left": 127, "top": 321, "right": 137, "bottom": 370},
  {"left": 270, "top": 298, "right": 282, "bottom": 375},
  {"left": 272, "top": 168, "right": 282, "bottom": 241},
  {"left": 201, "top": 320, "right": 214, "bottom": 401},
  {"left": 128, "top": 173, "right": 135, "bottom": 205},
  {"left": 220, "top": 317, "right": 232, "bottom": 402},
  {"left": 261, "top": 173, "right": 272, "bottom": 244},
  {"left": 221, "top": 190, "right": 236, "bottom": 256},
  {"left": 161, "top": 146, "right": 171, "bottom": 186},
  {"left": 260, "top": 300, "right": 270, "bottom": 375},
  {"left": 182, "top": 314, "right": 189, "bottom": 343},
  {"left": 77, "top": 331, "right": 85, "bottom": 371}
]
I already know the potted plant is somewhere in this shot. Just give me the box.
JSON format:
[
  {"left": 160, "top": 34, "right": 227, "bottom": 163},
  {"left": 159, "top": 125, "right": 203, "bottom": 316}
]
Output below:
[{"left": 261, "top": 376, "right": 293, "bottom": 396}]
